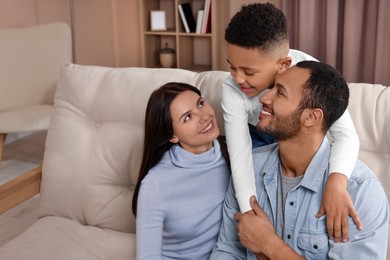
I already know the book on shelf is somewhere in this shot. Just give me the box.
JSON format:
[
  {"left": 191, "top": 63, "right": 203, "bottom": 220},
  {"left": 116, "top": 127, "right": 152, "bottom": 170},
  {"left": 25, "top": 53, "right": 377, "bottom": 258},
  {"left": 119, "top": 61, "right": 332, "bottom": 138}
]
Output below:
[
  {"left": 202, "top": 0, "right": 211, "bottom": 33},
  {"left": 178, "top": 3, "right": 196, "bottom": 33},
  {"left": 196, "top": 10, "right": 204, "bottom": 34}
]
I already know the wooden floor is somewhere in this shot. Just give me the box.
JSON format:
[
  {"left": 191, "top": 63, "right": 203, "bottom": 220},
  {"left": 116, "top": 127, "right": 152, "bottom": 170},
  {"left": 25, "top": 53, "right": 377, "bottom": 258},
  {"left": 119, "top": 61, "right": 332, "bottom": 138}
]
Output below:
[{"left": 0, "top": 131, "right": 45, "bottom": 246}]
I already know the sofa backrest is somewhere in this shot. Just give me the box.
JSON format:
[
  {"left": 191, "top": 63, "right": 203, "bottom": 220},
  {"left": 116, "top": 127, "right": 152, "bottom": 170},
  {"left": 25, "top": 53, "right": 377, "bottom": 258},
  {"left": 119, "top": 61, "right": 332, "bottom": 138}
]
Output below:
[
  {"left": 39, "top": 64, "right": 389, "bottom": 235},
  {"left": 348, "top": 83, "right": 390, "bottom": 200},
  {"left": 38, "top": 64, "right": 229, "bottom": 233}
]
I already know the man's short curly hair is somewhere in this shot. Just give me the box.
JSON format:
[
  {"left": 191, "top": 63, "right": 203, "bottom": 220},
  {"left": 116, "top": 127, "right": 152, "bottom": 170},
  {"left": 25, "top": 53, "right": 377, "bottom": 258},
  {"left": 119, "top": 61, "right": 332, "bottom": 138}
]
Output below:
[{"left": 225, "top": 3, "right": 288, "bottom": 52}]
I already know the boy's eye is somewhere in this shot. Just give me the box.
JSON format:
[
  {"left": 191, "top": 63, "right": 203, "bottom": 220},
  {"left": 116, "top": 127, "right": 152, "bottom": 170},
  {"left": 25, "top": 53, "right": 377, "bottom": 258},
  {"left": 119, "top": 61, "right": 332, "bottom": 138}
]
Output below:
[{"left": 244, "top": 71, "right": 255, "bottom": 76}]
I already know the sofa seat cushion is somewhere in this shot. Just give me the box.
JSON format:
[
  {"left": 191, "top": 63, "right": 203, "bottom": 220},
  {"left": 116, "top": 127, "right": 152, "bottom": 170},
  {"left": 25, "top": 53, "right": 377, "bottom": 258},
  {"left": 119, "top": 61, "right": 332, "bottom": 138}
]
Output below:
[
  {"left": 0, "top": 216, "right": 135, "bottom": 260},
  {"left": 0, "top": 104, "right": 52, "bottom": 133}
]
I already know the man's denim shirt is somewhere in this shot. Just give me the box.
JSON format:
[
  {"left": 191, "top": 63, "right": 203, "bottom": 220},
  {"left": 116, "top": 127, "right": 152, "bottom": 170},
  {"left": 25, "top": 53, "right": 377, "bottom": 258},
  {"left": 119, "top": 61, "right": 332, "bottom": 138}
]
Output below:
[{"left": 210, "top": 138, "right": 389, "bottom": 259}]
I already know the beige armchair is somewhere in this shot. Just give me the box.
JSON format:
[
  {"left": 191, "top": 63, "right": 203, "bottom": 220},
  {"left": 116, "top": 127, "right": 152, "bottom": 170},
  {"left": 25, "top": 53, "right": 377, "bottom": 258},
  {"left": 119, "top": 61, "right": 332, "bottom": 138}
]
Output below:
[
  {"left": 0, "top": 22, "right": 72, "bottom": 164},
  {"left": 0, "top": 64, "right": 388, "bottom": 259}
]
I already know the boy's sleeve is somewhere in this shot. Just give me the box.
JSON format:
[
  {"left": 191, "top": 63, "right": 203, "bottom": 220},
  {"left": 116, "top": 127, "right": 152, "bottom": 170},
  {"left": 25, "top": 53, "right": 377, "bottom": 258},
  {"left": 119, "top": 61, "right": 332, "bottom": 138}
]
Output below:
[
  {"left": 328, "top": 109, "right": 360, "bottom": 179},
  {"left": 221, "top": 79, "right": 257, "bottom": 213},
  {"left": 210, "top": 179, "right": 248, "bottom": 259}
]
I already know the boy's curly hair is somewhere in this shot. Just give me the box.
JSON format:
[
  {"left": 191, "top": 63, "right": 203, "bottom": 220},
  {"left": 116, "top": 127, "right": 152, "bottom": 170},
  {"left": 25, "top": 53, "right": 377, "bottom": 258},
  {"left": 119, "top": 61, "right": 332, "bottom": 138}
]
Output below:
[{"left": 225, "top": 3, "right": 288, "bottom": 52}]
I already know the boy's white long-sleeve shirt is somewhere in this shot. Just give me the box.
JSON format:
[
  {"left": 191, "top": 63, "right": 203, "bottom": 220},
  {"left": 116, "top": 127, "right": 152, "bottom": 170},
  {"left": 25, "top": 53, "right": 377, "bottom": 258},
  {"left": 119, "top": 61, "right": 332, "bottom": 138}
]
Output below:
[{"left": 222, "top": 49, "right": 360, "bottom": 212}]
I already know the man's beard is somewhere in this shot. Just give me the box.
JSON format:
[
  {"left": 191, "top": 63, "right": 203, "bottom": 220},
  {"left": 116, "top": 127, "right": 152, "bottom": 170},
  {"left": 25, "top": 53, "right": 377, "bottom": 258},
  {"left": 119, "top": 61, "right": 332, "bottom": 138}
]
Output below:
[{"left": 257, "top": 109, "right": 302, "bottom": 141}]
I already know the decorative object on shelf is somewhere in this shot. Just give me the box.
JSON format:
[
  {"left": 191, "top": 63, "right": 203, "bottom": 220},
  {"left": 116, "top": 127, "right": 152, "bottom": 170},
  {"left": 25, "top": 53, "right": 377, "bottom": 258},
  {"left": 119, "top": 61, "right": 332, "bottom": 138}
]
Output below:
[
  {"left": 159, "top": 43, "right": 176, "bottom": 68},
  {"left": 150, "top": 10, "right": 167, "bottom": 31}
]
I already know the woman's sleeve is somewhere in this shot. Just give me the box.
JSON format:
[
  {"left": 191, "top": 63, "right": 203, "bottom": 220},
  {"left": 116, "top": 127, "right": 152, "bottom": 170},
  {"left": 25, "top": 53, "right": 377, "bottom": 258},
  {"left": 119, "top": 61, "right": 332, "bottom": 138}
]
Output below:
[
  {"left": 328, "top": 109, "right": 360, "bottom": 179},
  {"left": 222, "top": 80, "right": 256, "bottom": 213},
  {"left": 136, "top": 178, "right": 165, "bottom": 259}
]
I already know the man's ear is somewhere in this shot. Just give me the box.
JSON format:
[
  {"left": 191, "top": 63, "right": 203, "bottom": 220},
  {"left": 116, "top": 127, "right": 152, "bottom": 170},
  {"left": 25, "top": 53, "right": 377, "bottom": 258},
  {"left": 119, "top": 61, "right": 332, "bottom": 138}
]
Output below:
[
  {"left": 303, "top": 108, "right": 323, "bottom": 127},
  {"left": 169, "top": 136, "right": 179, "bottom": 143},
  {"left": 276, "top": 57, "right": 292, "bottom": 75}
]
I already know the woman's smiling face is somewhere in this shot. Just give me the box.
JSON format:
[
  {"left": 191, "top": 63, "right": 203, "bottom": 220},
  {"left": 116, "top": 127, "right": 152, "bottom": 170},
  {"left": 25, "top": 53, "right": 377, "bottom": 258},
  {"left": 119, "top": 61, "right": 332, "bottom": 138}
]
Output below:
[{"left": 169, "top": 90, "right": 219, "bottom": 154}]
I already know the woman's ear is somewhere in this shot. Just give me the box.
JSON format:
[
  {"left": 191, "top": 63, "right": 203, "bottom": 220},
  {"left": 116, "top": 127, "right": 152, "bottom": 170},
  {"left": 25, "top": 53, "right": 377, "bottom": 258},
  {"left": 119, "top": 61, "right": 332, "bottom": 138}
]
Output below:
[
  {"left": 277, "top": 57, "right": 292, "bottom": 74},
  {"left": 169, "top": 136, "right": 179, "bottom": 143}
]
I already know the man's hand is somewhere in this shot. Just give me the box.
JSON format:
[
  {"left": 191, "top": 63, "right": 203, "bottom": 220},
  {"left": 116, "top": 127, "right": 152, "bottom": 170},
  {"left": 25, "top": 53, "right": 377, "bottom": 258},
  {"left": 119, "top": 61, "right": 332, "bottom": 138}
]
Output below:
[
  {"left": 236, "top": 196, "right": 305, "bottom": 260},
  {"left": 316, "top": 173, "right": 362, "bottom": 243},
  {"left": 234, "top": 196, "right": 276, "bottom": 255}
]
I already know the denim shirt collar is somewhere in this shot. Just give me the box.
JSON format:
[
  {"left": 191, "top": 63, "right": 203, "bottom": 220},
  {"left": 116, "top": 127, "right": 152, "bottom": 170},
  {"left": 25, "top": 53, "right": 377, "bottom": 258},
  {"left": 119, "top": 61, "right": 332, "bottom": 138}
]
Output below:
[{"left": 261, "top": 137, "right": 330, "bottom": 192}]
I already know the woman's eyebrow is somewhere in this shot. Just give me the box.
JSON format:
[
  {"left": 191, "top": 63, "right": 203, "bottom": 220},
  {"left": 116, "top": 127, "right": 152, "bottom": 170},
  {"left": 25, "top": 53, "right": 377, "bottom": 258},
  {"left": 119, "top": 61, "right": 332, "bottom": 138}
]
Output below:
[
  {"left": 179, "top": 97, "right": 201, "bottom": 121},
  {"left": 179, "top": 109, "right": 191, "bottom": 121}
]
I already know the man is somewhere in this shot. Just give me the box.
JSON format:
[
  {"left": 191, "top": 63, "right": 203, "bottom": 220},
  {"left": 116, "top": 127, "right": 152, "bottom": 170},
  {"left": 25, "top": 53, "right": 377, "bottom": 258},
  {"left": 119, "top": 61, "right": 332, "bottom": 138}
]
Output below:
[{"left": 210, "top": 61, "right": 389, "bottom": 259}]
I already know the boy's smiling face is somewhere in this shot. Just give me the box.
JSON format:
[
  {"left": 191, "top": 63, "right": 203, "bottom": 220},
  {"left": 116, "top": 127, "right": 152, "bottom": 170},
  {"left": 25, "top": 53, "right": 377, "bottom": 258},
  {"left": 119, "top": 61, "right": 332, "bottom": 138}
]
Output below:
[{"left": 227, "top": 43, "right": 291, "bottom": 98}]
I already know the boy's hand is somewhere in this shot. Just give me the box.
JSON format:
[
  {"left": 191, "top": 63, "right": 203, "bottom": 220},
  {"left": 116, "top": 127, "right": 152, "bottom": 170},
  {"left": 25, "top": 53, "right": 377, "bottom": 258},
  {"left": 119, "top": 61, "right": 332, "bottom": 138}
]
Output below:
[{"left": 316, "top": 173, "right": 362, "bottom": 243}]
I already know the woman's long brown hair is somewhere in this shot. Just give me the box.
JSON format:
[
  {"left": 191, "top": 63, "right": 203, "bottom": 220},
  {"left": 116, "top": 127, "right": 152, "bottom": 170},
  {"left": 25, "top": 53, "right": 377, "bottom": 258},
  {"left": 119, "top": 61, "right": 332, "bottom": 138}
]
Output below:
[{"left": 132, "top": 82, "right": 202, "bottom": 216}]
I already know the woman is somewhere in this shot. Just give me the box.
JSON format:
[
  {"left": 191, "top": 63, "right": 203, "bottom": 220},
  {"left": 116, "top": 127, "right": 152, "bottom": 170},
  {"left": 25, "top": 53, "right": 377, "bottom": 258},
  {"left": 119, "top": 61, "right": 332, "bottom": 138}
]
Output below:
[{"left": 132, "top": 82, "right": 230, "bottom": 259}]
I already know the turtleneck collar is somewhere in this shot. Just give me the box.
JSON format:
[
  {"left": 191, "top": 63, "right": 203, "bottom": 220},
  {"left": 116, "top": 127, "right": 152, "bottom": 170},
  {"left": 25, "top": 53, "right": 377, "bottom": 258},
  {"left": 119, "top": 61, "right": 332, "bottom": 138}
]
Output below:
[{"left": 169, "top": 139, "right": 222, "bottom": 169}]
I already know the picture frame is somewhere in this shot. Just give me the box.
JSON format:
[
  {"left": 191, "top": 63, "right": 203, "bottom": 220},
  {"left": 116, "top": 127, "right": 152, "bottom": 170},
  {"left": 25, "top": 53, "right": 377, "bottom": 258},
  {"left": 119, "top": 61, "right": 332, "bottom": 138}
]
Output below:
[{"left": 150, "top": 10, "right": 167, "bottom": 31}]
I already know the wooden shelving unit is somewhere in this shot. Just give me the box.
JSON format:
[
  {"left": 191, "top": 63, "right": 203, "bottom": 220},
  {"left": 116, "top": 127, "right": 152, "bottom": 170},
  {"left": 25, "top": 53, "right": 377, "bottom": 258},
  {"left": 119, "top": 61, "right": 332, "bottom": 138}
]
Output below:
[{"left": 139, "top": 0, "right": 229, "bottom": 71}]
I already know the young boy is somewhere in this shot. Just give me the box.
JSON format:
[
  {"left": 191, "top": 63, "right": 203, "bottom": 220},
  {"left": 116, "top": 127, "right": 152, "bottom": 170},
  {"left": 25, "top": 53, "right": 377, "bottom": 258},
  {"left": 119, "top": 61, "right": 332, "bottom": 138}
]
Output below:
[{"left": 223, "top": 3, "right": 361, "bottom": 242}]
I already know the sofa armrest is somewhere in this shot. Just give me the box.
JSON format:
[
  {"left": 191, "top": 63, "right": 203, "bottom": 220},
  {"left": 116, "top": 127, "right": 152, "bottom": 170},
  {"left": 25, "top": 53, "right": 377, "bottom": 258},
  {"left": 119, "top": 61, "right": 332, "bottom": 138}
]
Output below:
[{"left": 0, "top": 166, "right": 41, "bottom": 213}]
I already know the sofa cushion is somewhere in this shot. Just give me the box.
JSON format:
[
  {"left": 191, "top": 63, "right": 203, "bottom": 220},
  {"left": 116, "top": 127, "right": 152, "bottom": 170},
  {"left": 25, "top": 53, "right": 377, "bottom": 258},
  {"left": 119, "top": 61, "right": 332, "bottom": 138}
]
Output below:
[
  {"left": 0, "top": 216, "right": 135, "bottom": 260},
  {"left": 0, "top": 104, "right": 52, "bottom": 132}
]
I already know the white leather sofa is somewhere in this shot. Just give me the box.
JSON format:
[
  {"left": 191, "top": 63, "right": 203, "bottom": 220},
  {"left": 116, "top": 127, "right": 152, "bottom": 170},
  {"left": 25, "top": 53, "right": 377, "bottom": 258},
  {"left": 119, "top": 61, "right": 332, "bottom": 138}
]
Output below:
[{"left": 0, "top": 64, "right": 388, "bottom": 259}]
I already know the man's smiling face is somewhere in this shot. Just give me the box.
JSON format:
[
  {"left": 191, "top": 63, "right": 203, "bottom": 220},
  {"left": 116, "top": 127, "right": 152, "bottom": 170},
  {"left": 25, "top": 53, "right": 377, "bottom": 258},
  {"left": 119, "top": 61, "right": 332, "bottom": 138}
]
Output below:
[{"left": 257, "top": 66, "right": 311, "bottom": 141}]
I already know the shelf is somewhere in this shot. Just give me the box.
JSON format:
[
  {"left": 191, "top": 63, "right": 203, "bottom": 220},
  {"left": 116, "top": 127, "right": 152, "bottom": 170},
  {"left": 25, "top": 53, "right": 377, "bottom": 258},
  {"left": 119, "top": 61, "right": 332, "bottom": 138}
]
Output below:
[
  {"left": 177, "top": 33, "right": 212, "bottom": 37},
  {"left": 144, "top": 31, "right": 177, "bottom": 36},
  {"left": 139, "top": 0, "right": 229, "bottom": 71}
]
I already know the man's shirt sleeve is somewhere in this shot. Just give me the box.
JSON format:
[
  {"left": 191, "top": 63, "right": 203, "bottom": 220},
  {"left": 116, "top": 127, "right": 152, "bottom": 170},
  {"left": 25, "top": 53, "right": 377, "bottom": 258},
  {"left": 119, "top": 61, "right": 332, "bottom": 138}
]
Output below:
[{"left": 328, "top": 163, "right": 389, "bottom": 259}]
